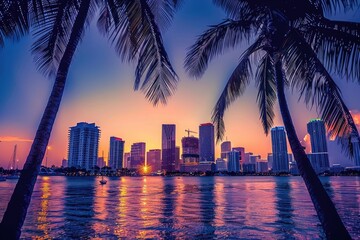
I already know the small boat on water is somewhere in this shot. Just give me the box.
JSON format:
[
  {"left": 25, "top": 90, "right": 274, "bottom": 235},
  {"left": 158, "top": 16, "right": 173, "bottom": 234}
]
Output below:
[{"left": 99, "top": 176, "right": 107, "bottom": 185}]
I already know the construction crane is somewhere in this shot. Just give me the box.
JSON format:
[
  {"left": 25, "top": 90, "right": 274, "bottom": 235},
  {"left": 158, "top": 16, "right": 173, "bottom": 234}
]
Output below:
[{"left": 185, "top": 129, "right": 197, "bottom": 137}]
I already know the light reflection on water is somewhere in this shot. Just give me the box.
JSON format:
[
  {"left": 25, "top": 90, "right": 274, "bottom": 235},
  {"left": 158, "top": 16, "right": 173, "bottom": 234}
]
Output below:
[{"left": 0, "top": 176, "right": 359, "bottom": 239}]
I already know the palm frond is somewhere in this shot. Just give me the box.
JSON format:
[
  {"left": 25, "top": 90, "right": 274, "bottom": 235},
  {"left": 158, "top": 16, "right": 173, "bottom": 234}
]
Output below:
[
  {"left": 31, "top": 0, "right": 79, "bottom": 78},
  {"left": 255, "top": 53, "right": 276, "bottom": 135},
  {"left": 120, "top": 0, "right": 178, "bottom": 105},
  {"left": 282, "top": 29, "right": 359, "bottom": 157},
  {"left": 212, "top": 37, "right": 264, "bottom": 142},
  {"left": 185, "top": 19, "right": 253, "bottom": 79},
  {"left": 302, "top": 17, "right": 360, "bottom": 81},
  {"left": 147, "top": 0, "right": 181, "bottom": 31},
  {"left": 311, "top": 0, "right": 359, "bottom": 13},
  {"left": 0, "top": 0, "right": 29, "bottom": 46}
]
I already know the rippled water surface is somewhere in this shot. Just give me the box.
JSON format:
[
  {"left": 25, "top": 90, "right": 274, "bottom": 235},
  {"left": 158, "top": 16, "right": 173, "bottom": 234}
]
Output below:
[{"left": 0, "top": 176, "right": 359, "bottom": 239}]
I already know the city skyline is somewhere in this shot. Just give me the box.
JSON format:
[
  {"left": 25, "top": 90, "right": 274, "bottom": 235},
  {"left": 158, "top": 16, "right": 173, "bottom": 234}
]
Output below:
[{"left": 0, "top": 1, "right": 360, "bottom": 169}]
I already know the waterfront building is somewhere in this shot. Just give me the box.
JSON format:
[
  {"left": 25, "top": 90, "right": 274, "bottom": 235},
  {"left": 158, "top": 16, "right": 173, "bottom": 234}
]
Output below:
[
  {"left": 307, "top": 119, "right": 330, "bottom": 172},
  {"left": 162, "top": 124, "right": 176, "bottom": 172},
  {"left": 123, "top": 152, "right": 131, "bottom": 169},
  {"left": 243, "top": 163, "right": 256, "bottom": 173},
  {"left": 289, "top": 162, "right": 299, "bottom": 175},
  {"left": 221, "top": 141, "right": 231, "bottom": 159},
  {"left": 130, "top": 142, "right": 146, "bottom": 169},
  {"left": 244, "top": 152, "right": 253, "bottom": 164},
  {"left": 256, "top": 160, "right": 268, "bottom": 173},
  {"left": 147, "top": 149, "right": 161, "bottom": 172},
  {"left": 182, "top": 136, "right": 199, "bottom": 164},
  {"left": 68, "top": 122, "right": 100, "bottom": 170},
  {"left": 61, "top": 159, "right": 67, "bottom": 168},
  {"left": 176, "top": 146, "right": 181, "bottom": 171},
  {"left": 267, "top": 153, "right": 273, "bottom": 170},
  {"left": 249, "top": 155, "right": 261, "bottom": 164},
  {"left": 97, "top": 157, "right": 106, "bottom": 168},
  {"left": 233, "top": 147, "right": 245, "bottom": 166},
  {"left": 227, "top": 150, "right": 240, "bottom": 172},
  {"left": 199, "top": 123, "right": 215, "bottom": 162},
  {"left": 109, "top": 137, "right": 124, "bottom": 170},
  {"left": 215, "top": 158, "right": 227, "bottom": 171},
  {"left": 271, "top": 126, "right": 289, "bottom": 173}
]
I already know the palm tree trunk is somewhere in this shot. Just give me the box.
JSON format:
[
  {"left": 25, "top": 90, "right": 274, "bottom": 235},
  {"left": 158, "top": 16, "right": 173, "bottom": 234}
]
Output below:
[
  {"left": 0, "top": 0, "right": 90, "bottom": 238},
  {"left": 274, "top": 59, "right": 351, "bottom": 239}
]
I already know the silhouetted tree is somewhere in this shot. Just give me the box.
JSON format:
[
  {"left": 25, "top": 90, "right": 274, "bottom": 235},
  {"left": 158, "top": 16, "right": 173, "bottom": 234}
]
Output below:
[
  {"left": 0, "top": 0, "right": 181, "bottom": 238},
  {"left": 185, "top": 0, "right": 359, "bottom": 239}
]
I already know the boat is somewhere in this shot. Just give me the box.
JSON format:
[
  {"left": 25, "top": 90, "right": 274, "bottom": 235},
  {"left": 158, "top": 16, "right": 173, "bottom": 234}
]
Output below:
[{"left": 99, "top": 176, "right": 107, "bottom": 185}]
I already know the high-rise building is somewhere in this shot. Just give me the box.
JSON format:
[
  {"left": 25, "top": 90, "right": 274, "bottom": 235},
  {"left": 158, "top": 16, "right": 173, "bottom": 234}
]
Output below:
[
  {"left": 68, "top": 122, "right": 100, "bottom": 170},
  {"left": 244, "top": 152, "right": 253, "bottom": 164},
  {"left": 62, "top": 159, "right": 67, "bottom": 168},
  {"left": 123, "top": 152, "right": 131, "bottom": 169},
  {"left": 162, "top": 124, "right": 176, "bottom": 172},
  {"left": 130, "top": 142, "right": 146, "bottom": 169},
  {"left": 307, "top": 119, "right": 330, "bottom": 172},
  {"left": 227, "top": 150, "right": 240, "bottom": 172},
  {"left": 199, "top": 123, "right": 215, "bottom": 162},
  {"left": 182, "top": 136, "right": 199, "bottom": 164},
  {"left": 215, "top": 158, "right": 227, "bottom": 171},
  {"left": 175, "top": 146, "right": 181, "bottom": 171},
  {"left": 97, "top": 157, "right": 105, "bottom": 168},
  {"left": 267, "top": 153, "right": 273, "bottom": 170},
  {"left": 256, "top": 160, "right": 268, "bottom": 173},
  {"left": 147, "top": 149, "right": 161, "bottom": 172},
  {"left": 233, "top": 147, "right": 245, "bottom": 165},
  {"left": 271, "top": 126, "right": 289, "bottom": 173},
  {"left": 221, "top": 141, "right": 231, "bottom": 159},
  {"left": 351, "top": 132, "right": 360, "bottom": 166},
  {"left": 109, "top": 137, "right": 125, "bottom": 170}
]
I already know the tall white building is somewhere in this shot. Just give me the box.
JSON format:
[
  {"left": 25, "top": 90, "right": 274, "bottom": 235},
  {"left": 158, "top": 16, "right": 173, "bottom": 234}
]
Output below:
[
  {"left": 271, "top": 126, "right": 289, "bottom": 173},
  {"left": 109, "top": 137, "right": 125, "bottom": 170},
  {"left": 68, "top": 122, "right": 100, "bottom": 170},
  {"left": 351, "top": 132, "right": 360, "bottom": 166}
]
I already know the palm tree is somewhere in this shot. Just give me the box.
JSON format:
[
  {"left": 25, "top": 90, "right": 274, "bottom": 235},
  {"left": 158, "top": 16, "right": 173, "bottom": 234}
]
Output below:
[
  {"left": 0, "top": 0, "right": 180, "bottom": 238},
  {"left": 185, "top": 0, "right": 359, "bottom": 239}
]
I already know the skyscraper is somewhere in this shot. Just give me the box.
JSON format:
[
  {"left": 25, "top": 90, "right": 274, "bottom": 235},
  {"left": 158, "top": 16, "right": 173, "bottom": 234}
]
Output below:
[
  {"left": 162, "top": 124, "right": 176, "bottom": 172},
  {"left": 221, "top": 141, "right": 231, "bottom": 159},
  {"left": 227, "top": 150, "right": 240, "bottom": 172},
  {"left": 271, "top": 126, "right": 289, "bottom": 173},
  {"left": 199, "top": 123, "right": 215, "bottom": 162},
  {"left": 233, "top": 147, "right": 245, "bottom": 165},
  {"left": 307, "top": 119, "right": 330, "bottom": 172},
  {"left": 109, "top": 137, "right": 125, "bottom": 170},
  {"left": 123, "top": 152, "right": 131, "bottom": 169},
  {"left": 181, "top": 136, "right": 199, "bottom": 164},
  {"left": 130, "top": 142, "right": 146, "bottom": 169},
  {"left": 68, "top": 122, "right": 100, "bottom": 170},
  {"left": 147, "top": 149, "right": 161, "bottom": 172}
]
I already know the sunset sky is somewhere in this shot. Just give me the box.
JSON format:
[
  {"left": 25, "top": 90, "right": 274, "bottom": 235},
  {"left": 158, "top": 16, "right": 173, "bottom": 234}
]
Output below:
[{"left": 0, "top": 1, "right": 359, "bottom": 168}]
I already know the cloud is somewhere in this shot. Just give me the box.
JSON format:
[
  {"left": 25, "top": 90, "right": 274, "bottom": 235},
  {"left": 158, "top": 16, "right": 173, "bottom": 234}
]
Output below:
[{"left": 0, "top": 136, "right": 33, "bottom": 143}]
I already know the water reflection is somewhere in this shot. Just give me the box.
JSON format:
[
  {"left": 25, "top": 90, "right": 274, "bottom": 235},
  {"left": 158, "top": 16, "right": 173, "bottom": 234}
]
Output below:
[
  {"left": 64, "top": 177, "right": 95, "bottom": 238},
  {"left": 159, "top": 178, "right": 176, "bottom": 239},
  {"left": 274, "top": 177, "right": 295, "bottom": 239},
  {"left": 36, "top": 176, "right": 50, "bottom": 239},
  {"left": 197, "top": 177, "right": 216, "bottom": 238}
]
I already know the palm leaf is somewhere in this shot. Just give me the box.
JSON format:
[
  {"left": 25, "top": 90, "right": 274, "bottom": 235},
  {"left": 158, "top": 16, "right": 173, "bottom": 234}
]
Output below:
[
  {"left": 302, "top": 17, "right": 360, "bottom": 81},
  {"left": 31, "top": 0, "right": 80, "bottom": 78},
  {"left": 255, "top": 53, "right": 276, "bottom": 135},
  {"left": 185, "top": 19, "right": 253, "bottom": 79},
  {"left": 123, "top": 0, "right": 178, "bottom": 105},
  {"left": 282, "top": 29, "right": 359, "bottom": 157},
  {"left": 212, "top": 37, "right": 264, "bottom": 142},
  {"left": 0, "top": 0, "right": 29, "bottom": 46}
]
